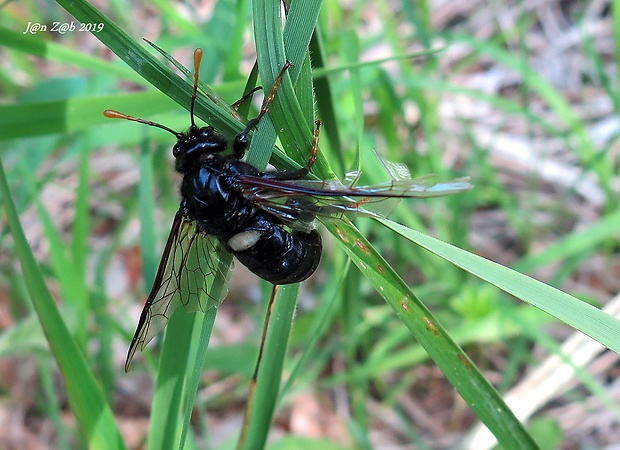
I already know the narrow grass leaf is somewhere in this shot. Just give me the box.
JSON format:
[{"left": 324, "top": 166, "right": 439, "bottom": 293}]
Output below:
[
  {"left": 148, "top": 307, "right": 200, "bottom": 450},
  {"left": 324, "top": 220, "right": 539, "bottom": 449},
  {"left": 515, "top": 211, "right": 620, "bottom": 272},
  {"left": 0, "top": 92, "right": 178, "bottom": 140},
  {"left": 380, "top": 218, "right": 620, "bottom": 355},
  {"left": 0, "top": 157, "right": 126, "bottom": 449},
  {"left": 55, "top": 0, "right": 245, "bottom": 138},
  {"left": 237, "top": 0, "right": 324, "bottom": 446},
  {"left": 238, "top": 284, "right": 300, "bottom": 450},
  {"left": 0, "top": 25, "right": 142, "bottom": 81},
  {"left": 179, "top": 250, "right": 233, "bottom": 449}
]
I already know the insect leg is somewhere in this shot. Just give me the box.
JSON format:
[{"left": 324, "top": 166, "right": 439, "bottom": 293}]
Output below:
[
  {"left": 302, "top": 120, "right": 322, "bottom": 174},
  {"left": 233, "top": 61, "right": 294, "bottom": 158},
  {"left": 260, "top": 120, "right": 322, "bottom": 181},
  {"left": 231, "top": 86, "right": 263, "bottom": 110}
]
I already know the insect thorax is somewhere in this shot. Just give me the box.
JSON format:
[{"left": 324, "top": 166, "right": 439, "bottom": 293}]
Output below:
[{"left": 180, "top": 156, "right": 256, "bottom": 238}]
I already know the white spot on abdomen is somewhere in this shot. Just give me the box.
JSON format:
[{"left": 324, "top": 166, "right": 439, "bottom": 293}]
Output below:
[{"left": 228, "top": 230, "right": 262, "bottom": 252}]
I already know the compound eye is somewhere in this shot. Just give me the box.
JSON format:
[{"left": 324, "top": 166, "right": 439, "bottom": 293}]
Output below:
[{"left": 172, "top": 143, "right": 181, "bottom": 157}]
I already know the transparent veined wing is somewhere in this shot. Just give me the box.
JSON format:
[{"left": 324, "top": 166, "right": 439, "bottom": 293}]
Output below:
[
  {"left": 125, "top": 210, "right": 231, "bottom": 372},
  {"left": 236, "top": 157, "right": 472, "bottom": 231}
]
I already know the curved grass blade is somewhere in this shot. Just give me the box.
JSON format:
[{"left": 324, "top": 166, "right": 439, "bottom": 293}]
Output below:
[
  {"left": 323, "top": 220, "right": 540, "bottom": 449},
  {"left": 379, "top": 218, "right": 620, "bottom": 355},
  {"left": 147, "top": 242, "right": 232, "bottom": 450},
  {"left": 236, "top": 0, "right": 324, "bottom": 447},
  {"left": 177, "top": 250, "right": 233, "bottom": 450},
  {"left": 0, "top": 157, "right": 126, "bottom": 450},
  {"left": 238, "top": 284, "right": 299, "bottom": 450},
  {"left": 0, "top": 25, "right": 141, "bottom": 81},
  {"left": 248, "top": 0, "right": 329, "bottom": 174},
  {"left": 55, "top": 0, "right": 244, "bottom": 138}
]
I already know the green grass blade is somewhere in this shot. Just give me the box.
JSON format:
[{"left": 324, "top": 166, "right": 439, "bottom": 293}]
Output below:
[
  {"left": 279, "top": 263, "right": 348, "bottom": 399},
  {"left": 380, "top": 218, "right": 620, "bottom": 354},
  {"left": 248, "top": 0, "right": 328, "bottom": 173},
  {"left": 72, "top": 144, "right": 90, "bottom": 291},
  {"left": 309, "top": 30, "right": 346, "bottom": 174},
  {"left": 148, "top": 307, "right": 201, "bottom": 450},
  {"left": 0, "top": 92, "right": 178, "bottom": 140},
  {"left": 25, "top": 178, "right": 88, "bottom": 344},
  {"left": 178, "top": 250, "right": 233, "bottom": 449},
  {"left": 147, "top": 256, "right": 232, "bottom": 450},
  {"left": 0, "top": 157, "right": 126, "bottom": 450},
  {"left": 138, "top": 138, "right": 158, "bottom": 289},
  {"left": 238, "top": 284, "right": 300, "bottom": 450},
  {"left": 324, "top": 220, "right": 540, "bottom": 449},
  {"left": 515, "top": 211, "right": 620, "bottom": 273},
  {"left": 0, "top": 25, "right": 142, "bottom": 81},
  {"left": 235, "top": 0, "right": 324, "bottom": 446},
  {"left": 55, "top": 0, "right": 245, "bottom": 137}
]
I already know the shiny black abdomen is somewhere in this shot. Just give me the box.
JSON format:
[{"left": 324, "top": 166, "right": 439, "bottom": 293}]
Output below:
[
  {"left": 180, "top": 155, "right": 322, "bottom": 285},
  {"left": 228, "top": 212, "right": 322, "bottom": 285}
]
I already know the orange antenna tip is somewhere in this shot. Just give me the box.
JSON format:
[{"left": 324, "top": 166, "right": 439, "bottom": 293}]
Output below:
[
  {"left": 189, "top": 48, "right": 203, "bottom": 129},
  {"left": 104, "top": 109, "right": 129, "bottom": 119},
  {"left": 193, "top": 49, "right": 203, "bottom": 85},
  {"left": 103, "top": 109, "right": 180, "bottom": 136},
  {"left": 193, "top": 48, "right": 203, "bottom": 69}
]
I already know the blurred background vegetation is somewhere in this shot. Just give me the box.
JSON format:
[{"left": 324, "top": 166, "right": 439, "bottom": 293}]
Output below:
[{"left": 1, "top": 0, "right": 619, "bottom": 449}]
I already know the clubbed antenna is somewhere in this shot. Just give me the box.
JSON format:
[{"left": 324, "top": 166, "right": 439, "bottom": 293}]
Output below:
[
  {"left": 189, "top": 48, "right": 203, "bottom": 130},
  {"left": 104, "top": 47, "right": 205, "bottom": 136},
  {"left": 103, "top": 109, "right": 182, "bottom": 138}
]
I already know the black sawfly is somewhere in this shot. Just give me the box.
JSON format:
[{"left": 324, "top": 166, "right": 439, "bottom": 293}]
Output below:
[{"left": 105, "top": 49, "right": 472, "bottom": 371}]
